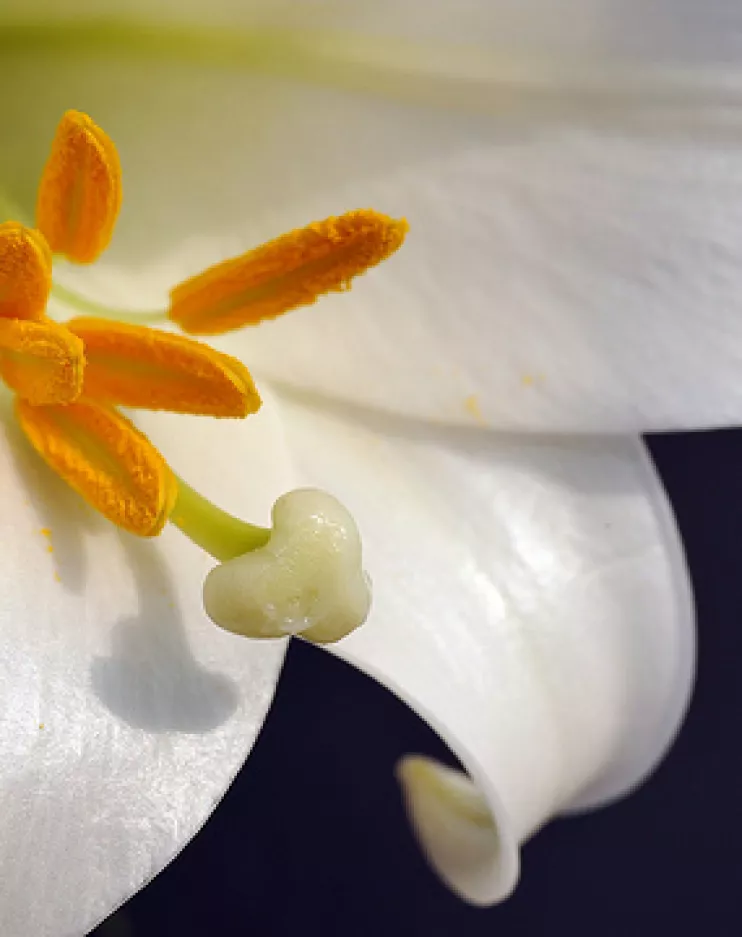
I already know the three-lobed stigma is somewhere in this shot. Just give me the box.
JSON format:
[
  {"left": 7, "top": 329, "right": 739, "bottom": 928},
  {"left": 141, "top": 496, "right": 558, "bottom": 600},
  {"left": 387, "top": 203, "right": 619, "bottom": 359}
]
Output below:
[{"left": 195, "top": 488, "right": 372, "bottom": 644}]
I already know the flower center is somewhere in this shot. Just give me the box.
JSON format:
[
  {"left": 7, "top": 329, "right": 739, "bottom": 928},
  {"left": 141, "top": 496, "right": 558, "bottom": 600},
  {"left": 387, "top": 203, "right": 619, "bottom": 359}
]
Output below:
[{"left": 0, "top": 108, "right": 406, "bottom": 643}]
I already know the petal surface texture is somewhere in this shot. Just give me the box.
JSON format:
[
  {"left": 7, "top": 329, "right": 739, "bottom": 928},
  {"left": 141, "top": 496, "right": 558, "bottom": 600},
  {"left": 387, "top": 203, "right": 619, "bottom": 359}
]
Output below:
[
  {"left": 0, "top": 388, "right": 293, "bottom": 936},
  {"left": 3, "top": 6, "right": 742, "bottom": 429}
]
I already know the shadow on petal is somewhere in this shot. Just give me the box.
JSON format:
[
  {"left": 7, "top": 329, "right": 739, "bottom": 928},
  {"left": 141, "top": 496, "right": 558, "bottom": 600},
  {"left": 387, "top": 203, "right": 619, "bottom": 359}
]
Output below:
[
  {"left": 0, "top": 392, "right": 249, "bottom": 734},
  {"left": 90, "top": 533, "right": 239, "bottom": 734}
]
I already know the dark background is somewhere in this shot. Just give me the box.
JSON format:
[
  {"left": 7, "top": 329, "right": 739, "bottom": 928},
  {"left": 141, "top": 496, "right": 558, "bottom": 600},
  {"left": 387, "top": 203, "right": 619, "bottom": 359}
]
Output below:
[{"left": 92, "top": 431, "right": 742, "bottom": 936}]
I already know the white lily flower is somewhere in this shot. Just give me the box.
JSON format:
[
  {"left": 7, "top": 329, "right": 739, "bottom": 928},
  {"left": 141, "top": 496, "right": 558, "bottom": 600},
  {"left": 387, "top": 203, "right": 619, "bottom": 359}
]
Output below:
[{"left": 2, "top": 0, "right": 736, "bottom": 931}]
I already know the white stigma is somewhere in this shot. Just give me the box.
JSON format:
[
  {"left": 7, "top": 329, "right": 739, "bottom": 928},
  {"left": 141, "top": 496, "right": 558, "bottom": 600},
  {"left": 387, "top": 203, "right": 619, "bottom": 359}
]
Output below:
[{"left": 202, "top": 488, "right": 371, "bottom": 644}]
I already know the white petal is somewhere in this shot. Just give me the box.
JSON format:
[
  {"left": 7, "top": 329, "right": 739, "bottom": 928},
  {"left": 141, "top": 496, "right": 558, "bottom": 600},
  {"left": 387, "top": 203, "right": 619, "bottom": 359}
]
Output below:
[
  {"left": 0, "top": 389, "right": 293, "bottom": 936},
  {"left": 3, "top": 33, "right": 742, "bottom": 431},
  {"left": 4, "top": 20, "right": 742, "bottom": 433},
  {"left": 271, "top": 389, "right": 695, "bottom": 903},
  {"left": 226, "top": 120, "right": 742, "bottom": 434},
  {"left": 6, "top": 0, "right": 742, "bottom": 64}
]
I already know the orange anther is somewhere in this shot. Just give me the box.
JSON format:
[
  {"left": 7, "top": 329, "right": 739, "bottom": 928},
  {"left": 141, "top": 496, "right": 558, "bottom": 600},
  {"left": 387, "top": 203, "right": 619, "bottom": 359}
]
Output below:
[
  {"left": 168, "top": 209, "right": 408, "bottom": 335},
  {"left": 0, "top": 317, "right": 84, "bottom": 405},
  {"left": 0, "top": 222, "right": 52, "bottom": 320},
  {"left": 16, "top": 398, "right": 177, "bottom": 537},
  {"left": 36, "top": 110, "right": 122, "bottom": 264},
  {"left": 68, "top": 318, "right": 261, "bottom": 417}
]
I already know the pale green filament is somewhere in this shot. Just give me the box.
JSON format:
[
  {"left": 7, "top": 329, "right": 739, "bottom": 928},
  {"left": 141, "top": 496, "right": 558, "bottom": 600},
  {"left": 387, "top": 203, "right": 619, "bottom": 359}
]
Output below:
[
  {"left": 170, "top": 474, "right": 270, "bottom": 562},
  {"left": 50, "top": 281, "right": 167, "bottom": 324},
  {"left": 0, "top": 188, "right": 166, "bottom": 323}
]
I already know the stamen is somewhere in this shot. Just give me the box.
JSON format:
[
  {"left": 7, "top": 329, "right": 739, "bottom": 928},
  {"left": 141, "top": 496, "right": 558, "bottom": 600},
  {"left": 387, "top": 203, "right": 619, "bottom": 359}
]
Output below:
[
  {"left": 68, "top": 317, "right": 262, "bottom": 417},
  {"left": 0, "top": 318, "right": 84, "bottom": 405},
  {"left": 0, "top": 222, "right": 52, "bottom": 320},
  {"left": 36, "top": 110, "right": 122, "bottom": 264},
  {"left": 168, "top": 209, "right": 409, "bottom": 335},
  {"left": 16, "top": 398, "right": 177, "bottom": 537}
]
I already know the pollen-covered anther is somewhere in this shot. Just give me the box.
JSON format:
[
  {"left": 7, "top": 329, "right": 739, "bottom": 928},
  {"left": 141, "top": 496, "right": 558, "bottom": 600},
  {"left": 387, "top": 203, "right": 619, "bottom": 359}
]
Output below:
[
  {"left": 36, "top": 110, "right": 122, "bottom": 264},
  {"left": 0, "top": 222, "right": 52, "bottom": 320},
  {"left": 0, "top": 317, "right": 85, "bottom": 405},
  {"left": 16, "top": 398, "right": 177, "bottom": 537},
  {"left": 202, "top": 488, "right": 371, "bottom": 643},
  {"left": 68, "top": 317, "right": 262, "bottom": 417},
  {"left": 168, "top": 209, "right": 409, "bottom": 335}
]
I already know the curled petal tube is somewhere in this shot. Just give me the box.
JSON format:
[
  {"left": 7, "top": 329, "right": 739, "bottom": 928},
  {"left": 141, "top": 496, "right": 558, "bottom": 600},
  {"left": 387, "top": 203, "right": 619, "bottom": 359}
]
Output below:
[{"left": 274, "top": 392, "right": 696, "bottom": 903}]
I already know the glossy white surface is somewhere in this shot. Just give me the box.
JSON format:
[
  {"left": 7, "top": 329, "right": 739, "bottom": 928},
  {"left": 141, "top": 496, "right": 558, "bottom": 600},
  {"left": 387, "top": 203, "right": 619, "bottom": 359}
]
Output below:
[
  {"left": 0, "top": 395, "right": 292, "bottom": 936},
  {"left": 3, "top": 5, "right": 742, "bottom": 431},
  {"left": 0, "top": 2, "right": 709, "bottom": 925},
  {"left": 276, "top": 391, "right": 694, "bottom": 904}
]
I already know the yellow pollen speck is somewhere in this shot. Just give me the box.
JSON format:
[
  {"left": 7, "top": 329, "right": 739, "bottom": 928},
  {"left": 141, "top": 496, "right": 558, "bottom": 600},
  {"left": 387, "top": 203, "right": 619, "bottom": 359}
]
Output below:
[
  {"left": 53, "top": 571, "right": 61, "bottom": 583},
  {"left": 68, "top": 317, "right": 261, "bottom": 417},
  {"left": 36, "top": 110, "right": 122, "bottom": 264},
  {"left": 168, "top": 209, "right": 408, "bottom": 335},
  {"left": 521, "top": 373, "right": 544, "bottom": 387},
  {"left": 16, "top": 398, "right": 178, "bottom": 537},
  {"left": 464, "top": 394, "right": 485, "bottom": 424},
  {"left": 0, "top": 223, "right": 52, "bottom": 321},
  {"left": 38, "top": 723, "right": 44, "bottom": 730}
]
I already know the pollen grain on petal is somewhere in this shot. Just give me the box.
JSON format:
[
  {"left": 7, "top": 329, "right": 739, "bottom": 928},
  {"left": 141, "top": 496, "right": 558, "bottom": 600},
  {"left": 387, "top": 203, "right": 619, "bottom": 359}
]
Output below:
[
  {"left": 16, "top": 398, "right": 177, "bottom": 537},
  {"left": 36, "top": 110, "right": 122, "bottom": 264},
  {"left": 0, "top": 317, "right": 84, "bottom": 405},
  {"left": 168, "top": 209, "right": 409, "bottom": 335},
  {"left": 68, "top": 317, "right": 262, "bottom": 417},
  {"left": 0, "top": 222, "right": 52, "bottom": 320}
]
